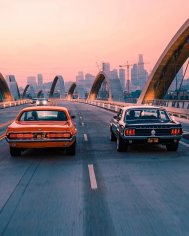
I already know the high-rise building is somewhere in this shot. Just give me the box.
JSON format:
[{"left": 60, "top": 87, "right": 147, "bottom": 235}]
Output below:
[
  {"left": 37, "top": 74, "right": 43, "bottom": 90},
  {"left": 102, "top": 63, "right": 110, "bottom": 73},
  {"left": 131, "top": 55, "right": 148, "bottom": 91},
  {"left": 131, "top": 64, "right": 138, "bottom": 88},
  {"left": 76, "top": 71, "right": 84, "bottom": 82},
  {"left": 119, "top": 68, "right": 125, "bottom": 90},
  {"left": 109, "top": 69, "right": 118, "bottom": 80},
  {"left": 27, "top": 76, "right": 37, "bottom": 90},
  {"left": 85, "top": 73, "right": 95, "bottom": 81}
]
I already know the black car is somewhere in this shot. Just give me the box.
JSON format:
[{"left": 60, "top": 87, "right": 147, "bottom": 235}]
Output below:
[{"left": 110, "top": 106, "right": 182, "bottom": 152}]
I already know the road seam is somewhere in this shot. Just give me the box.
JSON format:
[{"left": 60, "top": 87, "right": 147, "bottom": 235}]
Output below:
[
  {"left": 180, "top": 141, "right": 189, "bottom": 148},
  {"left": 88, "top": 164, "right": 98, "bottom": 190}
]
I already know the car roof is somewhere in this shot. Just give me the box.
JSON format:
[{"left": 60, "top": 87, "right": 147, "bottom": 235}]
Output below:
[
  {"left": 120, "top": 105, "right": 165, "bottom": 111},
  {"left": 20, "top": 106, "right": 69, "bottom": 112}
]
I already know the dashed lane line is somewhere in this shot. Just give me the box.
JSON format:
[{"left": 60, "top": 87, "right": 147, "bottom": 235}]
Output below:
[
  {"left": 88, "top": 164, "right": 98, "bottom": 190},
  {"left": 84, "top": 134, "right": 88, "bottom": 141},
  {"left": 0, "top": 134, "right": 5, "bottom": 141},
  {"left": 82, "top": 122, "right": 84, "bottom": 126},
  {"left": 0, "top": 120, "right": 13, "bottom": 128},
  {"left": 180, "top": 141, "right": 189, "bottom": 148}
]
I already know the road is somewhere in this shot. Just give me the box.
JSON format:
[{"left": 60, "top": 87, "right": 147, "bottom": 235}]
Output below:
[{"left": 0, "top": 101, "right": 189, "bottom": 236}]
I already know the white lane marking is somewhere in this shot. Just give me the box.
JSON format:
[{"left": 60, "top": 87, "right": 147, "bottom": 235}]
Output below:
[
  {"left": 180, "top": 141, "right": 189, "bottom": 148},
  {"left": 80, "top": 116, "right": 82, "bottom": 119},
  {"left": 82, "top": 122, "right": 84, "bottom": 126},
  {"left": 88, "top": 164, "right": 98, "bottom": 190},
  {"left": 84, "top": 134, "right": 88, "bottom": 141},
  {"left": 0, "top": 136, "right": 5, "bottom": 141}
]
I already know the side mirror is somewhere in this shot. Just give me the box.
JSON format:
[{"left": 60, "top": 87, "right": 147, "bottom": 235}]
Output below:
[{"left": 71, "top": 115, "right": 75, "bottom": 119}]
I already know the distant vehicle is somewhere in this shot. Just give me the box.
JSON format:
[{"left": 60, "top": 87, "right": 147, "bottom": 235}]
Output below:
[
  {"left": 35, "top": 98, "right": 50, "bottom": 106},
  {"left": 110, "top": 106, "right": 182, "bottom": 152},
  {"left": 31, "top": 98, "right": 38, "bottom": 104},
  {"left": 6, "top": 106, "right": 77, "bottom": 157}
]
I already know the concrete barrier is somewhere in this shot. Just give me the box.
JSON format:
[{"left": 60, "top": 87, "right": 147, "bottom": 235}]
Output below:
[
  {"left": 67, "top": 98, "right": 189, "bottom": 120},
  {"left": 0, "top": 99, "right": 31, "bottom": 109}
]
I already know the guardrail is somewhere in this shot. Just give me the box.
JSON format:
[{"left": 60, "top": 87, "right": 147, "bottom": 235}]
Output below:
[
  {"left": 0, "top": 99, "right": 31, "bottom": 109},
  {"left": 67, "top": 98, "right": 189, "bottom": 120}
]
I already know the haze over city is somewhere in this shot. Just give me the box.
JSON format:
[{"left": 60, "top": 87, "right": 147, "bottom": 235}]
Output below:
[{"left": 0, "top": 0, "right": 189, "bottom": 86}]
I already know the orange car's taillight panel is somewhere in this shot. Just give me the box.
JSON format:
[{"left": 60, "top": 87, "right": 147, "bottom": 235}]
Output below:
[
  {"left": 8, "top": 133, "right": 34, "bottom": 139},
  {"left": 46, "top": 132, "right": 71, "bottom": 138}
]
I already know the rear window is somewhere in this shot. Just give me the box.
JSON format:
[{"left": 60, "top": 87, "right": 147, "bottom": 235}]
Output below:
[
  {"left": 124, "top": 108, "right": 170, "bottom": 122},
  {"left": 19, "top": 110, "right": 68, "bottom": 121}
]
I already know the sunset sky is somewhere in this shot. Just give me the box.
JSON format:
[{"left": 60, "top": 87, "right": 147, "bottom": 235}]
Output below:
[{"left": 0, "top": 0, "right": 188, "bottom": 86}]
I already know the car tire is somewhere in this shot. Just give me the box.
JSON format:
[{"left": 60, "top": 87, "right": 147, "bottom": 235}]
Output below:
[
  {"left": 166, "top": 143, "right": 178, "bottom": 151},
  {"left": 10, "top": 147, "right": 21, "bottom": 157},
  {"left": 110, "top": 129, "right": 116, "bottom": 141},
  {"left": 117, "top": 135, "right": 127, "bottom": 152},
  {"left": 66, "top": 140, "right": 76, "bottom": 156}
]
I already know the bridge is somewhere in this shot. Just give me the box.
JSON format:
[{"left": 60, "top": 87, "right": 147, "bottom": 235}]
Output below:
[
  {"left": 0, "top": 19, "right": 189, "bottom": 235},
  {"left": 1, "top": 19, "right": 189, "bottom": 117}
]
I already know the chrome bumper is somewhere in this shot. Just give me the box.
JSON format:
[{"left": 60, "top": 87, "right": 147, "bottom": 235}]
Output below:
[
  {"left": 123, "top": 135, "right": 182, "bottom": 140},
  {"left": 5, "top": 135, "right": 76, "bottom": 143}
]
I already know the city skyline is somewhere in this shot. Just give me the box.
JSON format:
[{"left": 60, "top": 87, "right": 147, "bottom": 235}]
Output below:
[{"left": 0, "top": 0, "right": 188, "bottom": 86}]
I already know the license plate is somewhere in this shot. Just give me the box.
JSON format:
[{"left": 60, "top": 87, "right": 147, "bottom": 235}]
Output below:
[
  {"left": 37, "top": 134, "right": 42, "bottom": 139},
  {"left": 148, "top": 138, "right": 159, "bottom": 143}
]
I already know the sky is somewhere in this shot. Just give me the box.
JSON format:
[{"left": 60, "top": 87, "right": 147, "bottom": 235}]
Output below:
[{"left": 0, "top": 0, "right": 188, "bottom": 87}]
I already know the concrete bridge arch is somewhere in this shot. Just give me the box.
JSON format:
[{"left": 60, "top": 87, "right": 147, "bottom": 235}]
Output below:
[
  {"left": 0, "top": 73, "right": 13, "bottom": 101},
  {"left": 88, "top": 71, "right": 123, "bottom": 101},
  {"left": 49, "top": 75, "right": 65, "bottom": 98},
  {"left": 67, "top": 82, "right": 76, "bottom": 100},
  {"left": 138, "top": 18, "right": 189, "bottom": 104}
]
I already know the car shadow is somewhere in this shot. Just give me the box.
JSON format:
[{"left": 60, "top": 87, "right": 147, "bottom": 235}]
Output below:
[{"left": 17, "top": 148, "right": 77, "bottom": 161}]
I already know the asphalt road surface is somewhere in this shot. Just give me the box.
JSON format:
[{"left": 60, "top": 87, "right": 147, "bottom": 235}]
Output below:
[{"left": 0, "top": 101, "right": 189, "bottom": 236}]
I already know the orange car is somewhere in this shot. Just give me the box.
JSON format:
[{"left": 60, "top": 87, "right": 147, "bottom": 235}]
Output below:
[{"left": 6, "top": 106, "right": 77, "bottom": 157}]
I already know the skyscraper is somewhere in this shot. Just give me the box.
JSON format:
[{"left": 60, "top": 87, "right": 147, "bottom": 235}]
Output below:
[
  {"left": 131, "top": 54, "right": 148, "bottom": 91},
  {"left": 37, "top": 74, "right": 43, "bottom": 90},
  {"left": 76, "top": 71, "right": 84, "bottom": 82},
  {"left": 119, "top": 68, "right": 125, "bottom": 90},
  {"left": 102, "top": 63, "right": 110, "bottom": 73}
]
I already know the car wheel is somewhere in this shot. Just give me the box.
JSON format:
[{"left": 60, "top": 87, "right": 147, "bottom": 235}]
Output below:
[
  {"left": 166, "top": 143, "right": 178, "bottom": 151},
  {"left": 110, "top": 129, "right": 116, "bottom": 141},
  {"left": 117, "top": 135, "right": 127, "bottom": 152},
  {"left": 10, "top": 147, "right": 21, "bottom": 157},
  {"left": 66, "top": 141, "right": 76, "bottom": 156}
]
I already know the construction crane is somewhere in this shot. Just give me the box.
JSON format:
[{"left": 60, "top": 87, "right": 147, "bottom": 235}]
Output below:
[
  {"left": 119, "top": 61, "right": 149, "bottom": 94},
  {"left": 119, "top": 61, "right": 133, "bottom": 94}
]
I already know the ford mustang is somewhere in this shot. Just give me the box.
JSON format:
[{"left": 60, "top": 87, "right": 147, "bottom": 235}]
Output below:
[
  {"left": 110, "top": 106, "right": 182, "bottom": 152},
  {"left": 6, "top": 106, "right": 77, "bottom": 156}
]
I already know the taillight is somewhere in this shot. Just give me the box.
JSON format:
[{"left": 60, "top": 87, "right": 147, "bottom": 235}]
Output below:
[
  {"left": 124, "top": 129, "right": 135, "bottom": 136},
  {"left": 46, "top": 133, "right": 71, "bottom": 138},
  {"left": 9, "top": 133, "right": 34, "bottom": 139},
  {"left": 171, "top": 128, "right": 182, "bottom": 135}
]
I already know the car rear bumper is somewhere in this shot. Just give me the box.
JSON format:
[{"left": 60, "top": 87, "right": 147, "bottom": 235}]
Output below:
[
  {"left": 122, "top": 135, "right": 182, "bottom": 144},
  {"left": 6, "top": 136, "right": 76, "bottom": 148}
]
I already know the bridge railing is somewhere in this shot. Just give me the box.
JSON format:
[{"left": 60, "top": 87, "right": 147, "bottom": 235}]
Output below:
[
  {"left": 67, "top": 98, "right": 189, "bottom": 120},
  {"left": 0, "top": 99, "right": 31, "bottom": 109}
]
